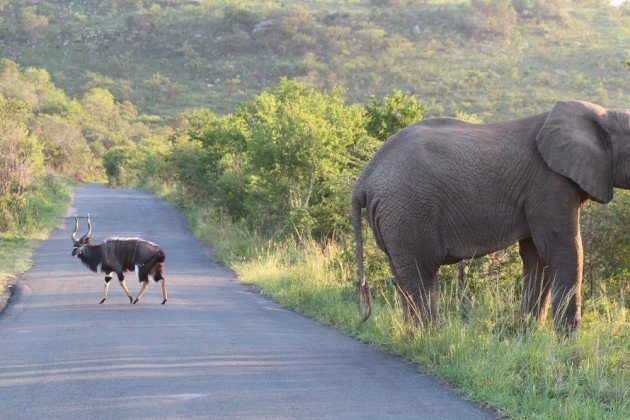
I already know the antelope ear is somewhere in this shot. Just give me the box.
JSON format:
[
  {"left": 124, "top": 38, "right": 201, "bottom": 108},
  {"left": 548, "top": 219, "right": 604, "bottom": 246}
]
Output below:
[
  {"left": 535, "top": 101, "right": 613, "bottom": 203},
  {"left": 84, "top": 237, "right": 91, "bottom": 244}
]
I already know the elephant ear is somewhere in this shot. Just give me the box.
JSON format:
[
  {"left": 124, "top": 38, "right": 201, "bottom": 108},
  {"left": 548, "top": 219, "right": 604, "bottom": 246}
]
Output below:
[{"left": 535, "top": 100, "right": 613, "bottom": 203}]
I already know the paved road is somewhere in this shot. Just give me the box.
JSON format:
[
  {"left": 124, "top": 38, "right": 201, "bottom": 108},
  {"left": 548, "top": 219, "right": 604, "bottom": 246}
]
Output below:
[{"left": 0, "top": 185, "right": 493, "bottom": 419}]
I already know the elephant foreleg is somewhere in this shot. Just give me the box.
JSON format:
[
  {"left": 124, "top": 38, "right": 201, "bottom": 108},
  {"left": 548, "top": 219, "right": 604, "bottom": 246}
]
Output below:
[
  {"left": 530, "top": 213, "right": 583, "bottom": 331},
  {"left": 547, "top": 240, "right": 583, "bottom": 331},
  {"left": 518, "top": 238, "right": 551, "bottom": 322}
]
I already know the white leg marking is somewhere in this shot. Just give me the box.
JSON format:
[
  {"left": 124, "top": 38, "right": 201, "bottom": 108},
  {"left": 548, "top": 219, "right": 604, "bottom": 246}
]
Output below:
[
  {"left": 101, "top": 281, "right": 110, "bottom": 303},
  {"left": 161, "top": 279, "right": 167, "bottom": 304}
]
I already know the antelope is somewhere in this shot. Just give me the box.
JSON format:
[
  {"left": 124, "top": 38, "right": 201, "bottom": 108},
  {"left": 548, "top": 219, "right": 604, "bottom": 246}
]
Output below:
[{"left": 71, "top": 214, "right": 168, "bottom": 305}]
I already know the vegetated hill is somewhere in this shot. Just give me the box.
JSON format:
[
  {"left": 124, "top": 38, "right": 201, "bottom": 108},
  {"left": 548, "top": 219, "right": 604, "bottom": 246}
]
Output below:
[{"left": 0, "top": 0, "right": 627, "bottom": 119}]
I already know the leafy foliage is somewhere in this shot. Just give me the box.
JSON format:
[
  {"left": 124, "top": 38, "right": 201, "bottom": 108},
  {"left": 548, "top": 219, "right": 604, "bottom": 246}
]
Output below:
[
  {"left": 365, "top": 90, "right": 425, "bottom": 141},
  {"left": 123, "top": 78, "right": 387, "bottom": 237},
  {"left": 0, "top": 59, "right": 167, "bottom": 233},
  {"left": 102, "top": 146, "right": 134, "bottom": 187},
  {"left": 238, "top": 79, "right": 375, "bottom": 235},
  {"left": 0, "top": 175, "right": 73, "bottom": 294}
]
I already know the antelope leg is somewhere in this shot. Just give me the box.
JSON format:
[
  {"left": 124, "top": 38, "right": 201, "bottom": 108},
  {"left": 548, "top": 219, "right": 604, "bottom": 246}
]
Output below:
[
  {"left": 118, "top": 277, "right": 133, "bottom": 303},
  {"left": 161, "top": 279, "right": 167, "bottom": 304},
  {"left": 133, "top": 281, "right": 149, "bottom": 304},
  {"left": 100, "top": 276, "right": 112, "bottom": 304}
]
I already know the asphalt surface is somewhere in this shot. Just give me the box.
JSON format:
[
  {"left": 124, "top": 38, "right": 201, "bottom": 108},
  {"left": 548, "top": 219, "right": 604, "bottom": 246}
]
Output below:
[{"left": 0, "top": 184, "right": 494, "bottom": 419}]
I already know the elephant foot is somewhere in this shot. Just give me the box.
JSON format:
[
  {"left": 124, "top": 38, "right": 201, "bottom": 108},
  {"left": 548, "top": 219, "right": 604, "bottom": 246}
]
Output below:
[
  {"left": 161, "top": 299, "right": 167, "bottom": 305},
  {"left": 99, "top": 298, "right": 106, "bottom": 304}
]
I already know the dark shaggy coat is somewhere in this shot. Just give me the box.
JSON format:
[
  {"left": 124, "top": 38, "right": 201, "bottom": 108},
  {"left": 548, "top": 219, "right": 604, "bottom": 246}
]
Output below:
[{"left": 78, "top": 238, "right": 165, "bottom": 283}]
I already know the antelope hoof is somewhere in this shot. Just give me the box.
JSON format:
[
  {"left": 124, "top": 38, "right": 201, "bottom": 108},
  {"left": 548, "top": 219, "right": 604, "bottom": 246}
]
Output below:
[
  {"left": 99, "top": 298, "right": 106, "bottom": 304},
  {"left": 133, "top": 298, "right": 139, "bottom": 304},
  {"left": 129, "top": 296, "right": 133, "bottom": 303},
  {"left": 161, "top": 299, "right": 167, "bottom": 305}
]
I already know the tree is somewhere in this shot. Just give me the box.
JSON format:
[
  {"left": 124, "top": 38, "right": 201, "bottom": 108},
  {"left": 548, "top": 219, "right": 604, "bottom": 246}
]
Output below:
[
  {"left": 365, "top": 91, "right": 425, "bottom": 142},
  {"left": 80, "top": 88, "right": 132, "bottom": 150},
  {"left": 31, "top": 115, "right": 95, "bottom": 179},
  {"left": 239, "top": 78, "right": 374, "bottom": 235},
  {"left": 0, "top": 119, "right": 44, "bottom": 197},
  {"left": 186, "top": 108, "right": 246, "bottom": 175},
  {"left": 0, "top": 102, "right": 45, "bottom": 231},
  {"left": 102, "top": 146, "right": 134, "bottom": 187},
  {"left": 19, "top": 6, "right": 49, "bottom": 44}
]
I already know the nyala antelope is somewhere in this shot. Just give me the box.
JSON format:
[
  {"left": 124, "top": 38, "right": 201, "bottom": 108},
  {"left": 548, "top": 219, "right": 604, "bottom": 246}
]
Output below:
[{"left": 71, "top": 214, "right": 168, "bottom": 305}]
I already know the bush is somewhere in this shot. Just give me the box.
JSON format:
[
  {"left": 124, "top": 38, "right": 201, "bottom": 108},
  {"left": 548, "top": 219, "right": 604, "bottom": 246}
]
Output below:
[
  {"left": 112, "top": 79, "right": 403, "bottom": 238},
  {"left": 0, "top": 116, "right": 44, "bottom": 231},
  {"left": 365, "top": 90, "right": 425, "bottom": 141},
  {"left": 512, "top": 0, "right": 569, "bottom": 22},
  {"left": 19, "top": 6, "right": 49, "bottom": 44},
  {"left": 466, "top": 0, "right": 517, "bottom": 39},
  {"left": 168, "top": 138, "right": 213, "bottom": 199},
  {"left": 581, "top": 190, "right": 629, "bottom": 296},
  {"left": 221, "top": 5, "right": 259, "bottom": 35},
  {"left": 30, "top": 114, "right": 96, "bottom": 179},
  {"left": 0, "top": 118, "right": 44, "bottom": 197},
  {"left": 102, "top": 146, "right": 135, "bottom": 187},
  {"left": 238, "top": 79, "right": 375, "bottom": 236}
]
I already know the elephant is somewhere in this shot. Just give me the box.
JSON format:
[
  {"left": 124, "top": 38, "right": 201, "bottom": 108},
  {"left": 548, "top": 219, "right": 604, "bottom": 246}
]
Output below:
[{"left": 352, "top": 100, "right": 629, "bottom": 330}]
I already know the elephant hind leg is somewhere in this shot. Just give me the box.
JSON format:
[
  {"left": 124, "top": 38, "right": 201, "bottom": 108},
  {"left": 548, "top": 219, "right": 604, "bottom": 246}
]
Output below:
[
  {"left": 390, "top": 254, "right": 438, "bottom": 325},
  {"left": 519, "top": 238, "right": 551, "bottom": 323}
]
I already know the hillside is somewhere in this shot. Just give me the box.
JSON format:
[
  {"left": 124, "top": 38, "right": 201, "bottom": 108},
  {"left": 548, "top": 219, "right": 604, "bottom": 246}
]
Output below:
[{"left": 0, "top": 0, "right": 628, "bottom": 119}]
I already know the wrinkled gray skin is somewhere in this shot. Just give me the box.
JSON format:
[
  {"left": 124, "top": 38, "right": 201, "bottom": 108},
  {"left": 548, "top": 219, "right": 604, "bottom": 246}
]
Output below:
[{"left": 353, "top": 101, "right": 630, "bottom": 330}]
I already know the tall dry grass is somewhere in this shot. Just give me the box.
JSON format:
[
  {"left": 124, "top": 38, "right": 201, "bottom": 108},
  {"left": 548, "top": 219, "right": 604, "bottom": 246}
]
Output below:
[{"left": 181, "top": 203, "right": 628, "bottom": 418}]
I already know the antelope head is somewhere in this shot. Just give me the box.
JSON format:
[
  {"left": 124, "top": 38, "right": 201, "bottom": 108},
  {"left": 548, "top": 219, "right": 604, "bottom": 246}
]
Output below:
[{"left": 71, "top": 213, "right": 93, "bottom": 256}]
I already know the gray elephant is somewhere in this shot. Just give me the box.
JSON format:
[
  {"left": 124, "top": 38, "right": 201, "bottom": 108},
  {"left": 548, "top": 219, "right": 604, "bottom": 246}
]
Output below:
[{"left": 352, "top": 100, "right": 629, "bottom": 329}]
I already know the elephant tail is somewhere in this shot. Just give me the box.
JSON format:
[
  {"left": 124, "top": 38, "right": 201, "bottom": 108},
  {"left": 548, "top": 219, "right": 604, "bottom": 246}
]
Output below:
[{"left": 352, "top": 191, "right": 372, "bottom": 322}]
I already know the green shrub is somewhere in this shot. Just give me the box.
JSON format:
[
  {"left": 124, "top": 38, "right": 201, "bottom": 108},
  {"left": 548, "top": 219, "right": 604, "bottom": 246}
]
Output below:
[
  {"left": 466, "top": 0, "right": 517, "bottom": 38},
  {"left": 169, "top": 138, "right": 213, "bottom": 198},
  {"left": 581, "top": 190, "right": 630, "bottom": 296},
  {"left": 237, "top": 79, "right": 376, "bottom": 236},
  {"left": 102, "top": 146, "right": 135, "bottom": 187},
  {"left": 0, "top": 123, "right": 44, "bottom": 193},
  {"left": 512, "top": 0, "right": 569, "bottom": 22},
  {"left": 365, "top": 90, "right": 425, "bottom": 141},
  {"left": 31, "top": 114, "right": 96, "bottom": 180}
]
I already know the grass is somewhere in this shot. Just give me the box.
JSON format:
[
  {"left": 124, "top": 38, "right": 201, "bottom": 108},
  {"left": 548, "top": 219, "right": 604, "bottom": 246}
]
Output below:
[
  {"left": 169, "top": 201, "right": 628, "bottom": 419},
  {"left": 0, "top": 175, "right": 74, "bottom": 300}
]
